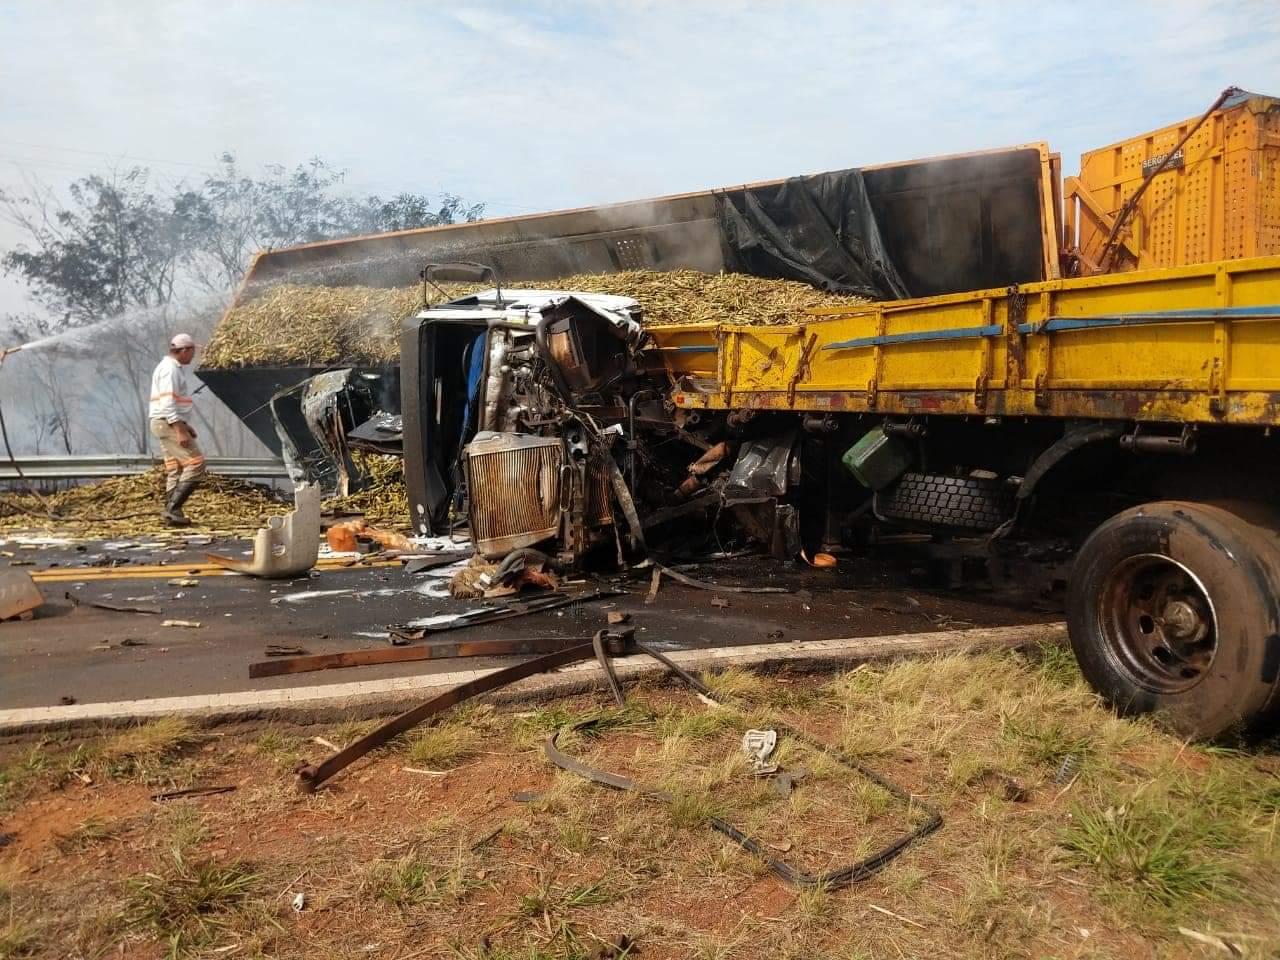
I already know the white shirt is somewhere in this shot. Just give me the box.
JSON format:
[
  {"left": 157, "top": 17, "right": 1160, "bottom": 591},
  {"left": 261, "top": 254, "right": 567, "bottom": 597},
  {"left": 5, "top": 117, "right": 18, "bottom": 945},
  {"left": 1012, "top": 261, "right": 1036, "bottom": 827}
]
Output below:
[{"left": 149, "top": 355, "right": 194, "bottom": 424}]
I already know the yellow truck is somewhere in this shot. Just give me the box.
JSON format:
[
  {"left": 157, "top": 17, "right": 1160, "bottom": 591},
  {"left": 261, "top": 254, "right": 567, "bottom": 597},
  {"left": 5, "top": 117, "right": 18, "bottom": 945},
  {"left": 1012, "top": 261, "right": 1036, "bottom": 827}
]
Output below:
[{"left": 204, "top": 90, "right": 1280, "bottom": 738}]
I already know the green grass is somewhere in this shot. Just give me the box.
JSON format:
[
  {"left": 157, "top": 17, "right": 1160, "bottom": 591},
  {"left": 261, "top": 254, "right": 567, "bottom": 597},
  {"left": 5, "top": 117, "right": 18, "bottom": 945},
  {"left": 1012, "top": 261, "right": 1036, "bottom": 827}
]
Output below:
[
  {"left": 251, "top": 728, "right": 305, "bottom": 766},
  {"left": 667, "top": 791, "right": 724, "bottom": 829},
  {"left": 512, "top": 703, "right": 651, "bottom": 751},
  {"left": 516, "top": 872, "right": 618, "bottom": 920},
  {"left": 55, "top": 816, "right": 126, "bottom": 853},
  {"left": 1001, "top": 711, "right": 1094, "bottom": 770},
  {"left": 124, "top": 848, "right": 258, "bottom": 957},
  {"left": 0, "top": 906, "right": 35, "bottom": 960},
  {"left": 403, "top": 724, "right": 480, "bottom": 769},
  {"left": 93, "top": 717, "right": 197, "bottom": 782},
  {"left": 1061, "top": 793, "right": 1237, "bottom": 909},
  {"left": 700, "top": 667, "right": 769, "bottom": 702},
  {"left": 1029, "top": 640, "right": 1085, "bottom": 688},
  {"left": 363, "top": 844, "right": 484, "bottom": 909},
  {"left": 653, "top": 705, "right": 737, "bottom": 741}
]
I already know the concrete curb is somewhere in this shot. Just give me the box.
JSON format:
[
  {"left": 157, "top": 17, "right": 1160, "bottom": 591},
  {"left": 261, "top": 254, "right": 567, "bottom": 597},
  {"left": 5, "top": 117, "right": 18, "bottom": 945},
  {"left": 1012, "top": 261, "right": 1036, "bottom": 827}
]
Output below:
[{"left": 0, "top": 622, "right": 1066, "bottom": 735}]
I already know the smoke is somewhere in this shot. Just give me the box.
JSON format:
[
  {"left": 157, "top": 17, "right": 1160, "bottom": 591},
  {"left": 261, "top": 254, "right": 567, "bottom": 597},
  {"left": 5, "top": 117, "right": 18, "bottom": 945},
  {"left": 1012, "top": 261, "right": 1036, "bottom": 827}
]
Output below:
[{"left": 0, "top": 289, "right": 271, "bottom": 458}]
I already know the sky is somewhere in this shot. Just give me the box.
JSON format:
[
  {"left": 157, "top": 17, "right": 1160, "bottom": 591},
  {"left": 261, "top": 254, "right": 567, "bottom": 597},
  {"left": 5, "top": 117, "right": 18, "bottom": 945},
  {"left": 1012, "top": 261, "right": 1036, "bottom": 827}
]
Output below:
[{"left": 2, "top": 0, "right": 1279, "bottom": 318}]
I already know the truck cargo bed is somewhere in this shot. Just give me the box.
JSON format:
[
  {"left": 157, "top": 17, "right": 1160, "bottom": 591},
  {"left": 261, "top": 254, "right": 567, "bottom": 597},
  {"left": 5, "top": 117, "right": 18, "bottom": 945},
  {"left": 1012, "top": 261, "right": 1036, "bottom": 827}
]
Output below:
[{"left": 653, "top": 255, "right": 1280, "bottom": 426}]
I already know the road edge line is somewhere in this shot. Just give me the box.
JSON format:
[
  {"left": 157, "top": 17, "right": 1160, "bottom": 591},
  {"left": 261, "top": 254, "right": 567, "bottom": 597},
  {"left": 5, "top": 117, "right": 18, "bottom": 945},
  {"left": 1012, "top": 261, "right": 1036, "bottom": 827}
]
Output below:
[{"left": 0, "top": 622, "right": 1067, "bottom": 734}]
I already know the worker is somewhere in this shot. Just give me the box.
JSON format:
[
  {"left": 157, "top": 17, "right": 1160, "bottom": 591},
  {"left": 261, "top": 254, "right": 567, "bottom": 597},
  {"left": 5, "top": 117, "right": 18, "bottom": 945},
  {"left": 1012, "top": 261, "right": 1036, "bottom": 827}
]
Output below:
[{"left": 148, "top": 333, "right": 206, "bottom": 526}]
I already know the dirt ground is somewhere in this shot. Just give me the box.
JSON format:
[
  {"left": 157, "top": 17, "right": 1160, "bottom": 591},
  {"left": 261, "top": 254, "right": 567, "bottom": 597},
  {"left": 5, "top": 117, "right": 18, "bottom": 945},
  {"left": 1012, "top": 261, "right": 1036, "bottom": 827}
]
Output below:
[{"left": 2, "top": 646, "right": 1278, "bottom": 960}]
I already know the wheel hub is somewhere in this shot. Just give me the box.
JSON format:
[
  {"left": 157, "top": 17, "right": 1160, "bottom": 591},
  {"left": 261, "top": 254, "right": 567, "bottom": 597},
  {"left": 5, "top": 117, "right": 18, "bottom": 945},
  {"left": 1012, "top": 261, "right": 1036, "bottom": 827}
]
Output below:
[{"left": 1099, "top": 554, "right": 1218, "bottom": 693}]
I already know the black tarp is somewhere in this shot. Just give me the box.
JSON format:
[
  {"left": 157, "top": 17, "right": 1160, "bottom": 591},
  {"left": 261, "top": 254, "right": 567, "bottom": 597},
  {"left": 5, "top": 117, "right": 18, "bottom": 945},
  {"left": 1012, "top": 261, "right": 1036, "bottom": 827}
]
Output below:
[{"left": 716, "top": 170, "right": 910, "bottom": 300}]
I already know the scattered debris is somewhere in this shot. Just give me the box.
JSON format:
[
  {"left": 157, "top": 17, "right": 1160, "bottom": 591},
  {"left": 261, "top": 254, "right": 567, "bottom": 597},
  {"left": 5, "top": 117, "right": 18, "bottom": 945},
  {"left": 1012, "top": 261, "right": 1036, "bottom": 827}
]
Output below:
[
  {"left": 606, "top": 611, "right": 630, "bottom": 625},
  {"left": 0, "top": 569, "right": 43, "bottom": 621},
  {"left": 250, "top": 635, "right": 593, "bottom": 678},
  {"left": 869, "top": 903, "right": 927, "bottom": 929},
  {"left": 872, "top": 594, "right": 925, "bottom": 615},
  {"left": 270, "top": 589, "right": 353, "bottom": 606},
  {"left": 771, "top": 768, "right": 810, "bottom": 797},
  {"left": 291, "top": 893, "right": 306, "bottom": 913},
  {"left": 403, "top": 554, "right": 468, "bottom": 575},
  {"left": 1177, "top": 927, "right": 1244, "bottom": 955},
  {"left": 802, "top": 550, "right": 838, "bottom": 568},
  {"left": 742, "top": 729, "right": 779, "bottom": 774},
  {"left": 167, "top": 578, "right": 200, "bottom": 587},
  {"left": 264, "top": 644, "right": 308, "bottom": 657},
  {"left": 162, "top": 619, "right": 202, "bottom": 629},
  {"left": 58, "top": 695, "right": 76, "bottom": 705},
  {"left": 311, "top": 737, "right": 341, "bottom": 753},
  {"left": 710, "top": 596, "right": 730, "bottom": 609},
  {"left": 207, "top": 483, "right": 321, "bottom": 578},
  {"left": 296, "top": 639, "right": 616, "bottom": 792},
  {"left": 651, "top": 563, "right": 790, "bottom": 595},
  {"left": 65, "top": 592, "right": 162, "bottom": 616},
  {"left": 402, "top": 766, "right": 451, "bottom": 777},
  {"left": 388, "top": 589, "right": 621, "bottom": 642},
  {"left": 449, "top": 555, "right": 499, "bottom": 599},
  {"left": 645, "top": 567, "right": 662, "bottom": 604},
  {"left": 150, "top": 785, "right": 237, "bottom": 801},
  {"left": 545, "top": 658, "right": 942, "bottom": 890},
  {"left": 326, "top": 518, "right": 412, "bottom": 554}
]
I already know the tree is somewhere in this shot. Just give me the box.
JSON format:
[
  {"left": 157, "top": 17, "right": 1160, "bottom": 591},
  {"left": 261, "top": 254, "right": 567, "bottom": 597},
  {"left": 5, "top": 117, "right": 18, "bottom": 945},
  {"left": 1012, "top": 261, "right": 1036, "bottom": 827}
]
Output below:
[
  {"left": 347, "top": 191, "right": 486, "bottom": 234},
  {"left": 1, "top": 313, "right": 78, "bottom": 453},
  {"left": 185, "top": 155, "right": 486, "bottom": 292},
  {"left": 0, "top": 168, "right": 204, "bottom": 326}
]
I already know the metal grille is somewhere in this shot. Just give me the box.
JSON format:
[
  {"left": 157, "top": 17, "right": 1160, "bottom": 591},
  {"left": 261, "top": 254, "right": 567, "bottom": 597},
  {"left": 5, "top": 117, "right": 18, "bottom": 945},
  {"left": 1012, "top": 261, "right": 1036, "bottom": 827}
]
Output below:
[
  {"left": 612, "top": 236, "right": 650, "bottom": 270},
  {"left": 465, "top": 434, "right": 564, "bottom": 558},
  {"left": 585, "top": 450, "right": 614, "bottom": 528}
]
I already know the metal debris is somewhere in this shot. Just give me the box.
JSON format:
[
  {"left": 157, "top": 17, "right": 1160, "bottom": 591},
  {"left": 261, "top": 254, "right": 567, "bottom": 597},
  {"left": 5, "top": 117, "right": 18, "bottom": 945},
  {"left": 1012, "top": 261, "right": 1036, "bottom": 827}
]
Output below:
[
  {"left": 150, "top": 785, "right": 237, "bottom": 801},
  {"left": 742, "top": 729, "right": 779, "bottom": 774},
  {"left": 249, "top": 635, "right": 595, "bottom": 679}
]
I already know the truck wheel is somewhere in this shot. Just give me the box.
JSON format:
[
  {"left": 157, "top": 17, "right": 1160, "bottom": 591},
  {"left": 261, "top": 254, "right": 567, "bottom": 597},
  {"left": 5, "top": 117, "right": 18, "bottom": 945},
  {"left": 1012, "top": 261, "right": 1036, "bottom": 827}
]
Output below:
[
  {"left": 1066, "top": 501, "right": 1280, "bottom": 739},
  {"left": 874, "top": 472, "right": 1014, "bottom": 532}
]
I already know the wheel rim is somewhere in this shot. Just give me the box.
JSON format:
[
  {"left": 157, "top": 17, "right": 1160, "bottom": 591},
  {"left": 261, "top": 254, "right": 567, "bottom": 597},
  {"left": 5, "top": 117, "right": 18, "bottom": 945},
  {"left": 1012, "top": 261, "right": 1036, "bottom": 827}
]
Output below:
[{"left": 1097, "top": 553, "right": 1218, "bottom": 693}]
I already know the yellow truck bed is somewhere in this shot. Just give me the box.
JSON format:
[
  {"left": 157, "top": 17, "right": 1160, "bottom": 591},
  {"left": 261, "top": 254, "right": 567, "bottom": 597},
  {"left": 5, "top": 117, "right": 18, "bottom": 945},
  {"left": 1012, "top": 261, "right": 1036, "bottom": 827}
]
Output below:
[{"left": 650, "top": 255, "right": 1280, "bottom": 426}]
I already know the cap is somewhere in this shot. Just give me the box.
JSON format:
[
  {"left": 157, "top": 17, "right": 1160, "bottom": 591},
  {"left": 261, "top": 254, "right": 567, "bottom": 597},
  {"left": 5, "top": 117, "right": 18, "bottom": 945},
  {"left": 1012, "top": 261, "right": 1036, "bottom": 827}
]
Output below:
[{"left": 169, "top": 333, "right": 197, "bottom": 350}]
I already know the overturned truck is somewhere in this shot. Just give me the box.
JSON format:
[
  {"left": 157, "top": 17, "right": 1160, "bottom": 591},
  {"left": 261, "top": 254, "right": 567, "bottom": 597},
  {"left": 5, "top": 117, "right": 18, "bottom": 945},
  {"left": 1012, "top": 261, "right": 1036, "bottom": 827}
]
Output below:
[{"left": 204, "top": 121, "right": 1280, "bottom": 739}]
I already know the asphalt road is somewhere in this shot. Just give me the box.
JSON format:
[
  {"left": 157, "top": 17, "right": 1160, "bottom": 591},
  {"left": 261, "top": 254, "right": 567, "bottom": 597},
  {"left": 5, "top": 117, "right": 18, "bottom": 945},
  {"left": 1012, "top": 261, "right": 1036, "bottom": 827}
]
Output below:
[{"left": 0, "top": 536, "right": 1053, "bottom": 709}]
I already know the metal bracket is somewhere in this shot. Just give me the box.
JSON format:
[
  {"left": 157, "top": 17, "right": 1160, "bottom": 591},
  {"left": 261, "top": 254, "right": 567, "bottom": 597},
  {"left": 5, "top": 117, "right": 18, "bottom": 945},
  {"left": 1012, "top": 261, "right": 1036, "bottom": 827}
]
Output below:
[
  {"left": 974, "top": 374, "right": 989, "bottom": 410},
  {"left": 866, "top": 377, "right": 879, "bottom": 409},
  {"left": 787, "top": 332, "right": 819, "bottom": 406},
  {"left": 1033, "top": 372, "right": 1049, "bottom": 409}
]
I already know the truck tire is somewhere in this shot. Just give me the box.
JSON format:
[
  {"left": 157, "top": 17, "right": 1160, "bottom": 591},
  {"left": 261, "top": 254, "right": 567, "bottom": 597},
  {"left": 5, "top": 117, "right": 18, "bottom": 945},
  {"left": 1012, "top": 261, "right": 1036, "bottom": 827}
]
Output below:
[
  {"left": 1066, "top": 501, "right": 1280, "bottom": 739},
  {"left": 874, "top": 472, "right": 1013, "bottom": 532}
]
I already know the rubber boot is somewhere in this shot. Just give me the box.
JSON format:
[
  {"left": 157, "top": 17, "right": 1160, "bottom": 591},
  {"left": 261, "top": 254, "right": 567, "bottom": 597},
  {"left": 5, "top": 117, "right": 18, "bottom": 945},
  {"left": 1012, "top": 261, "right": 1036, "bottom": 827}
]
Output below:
[{"left": 164, "top": 480, "right": 199, "bottom": 527}]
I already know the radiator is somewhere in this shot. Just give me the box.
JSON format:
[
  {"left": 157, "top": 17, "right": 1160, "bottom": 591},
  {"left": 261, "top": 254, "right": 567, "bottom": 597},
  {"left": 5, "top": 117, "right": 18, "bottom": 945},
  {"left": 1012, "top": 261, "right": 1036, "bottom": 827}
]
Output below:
[{"left": 465, "top": 433, "right": 564, "bottom": 559}]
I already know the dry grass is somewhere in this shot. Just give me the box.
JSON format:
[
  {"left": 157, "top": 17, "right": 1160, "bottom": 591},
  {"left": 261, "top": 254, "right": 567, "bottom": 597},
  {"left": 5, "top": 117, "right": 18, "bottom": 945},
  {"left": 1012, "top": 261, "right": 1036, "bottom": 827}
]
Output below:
[
  {"left": 402, "top": 723, "right": 480, "bottom": 770},
  {"left": 202, "top": 269, "right": 870, "bottom": 370},
  {"left": 124, "top": 848, "right": 262, "bottom": 957},
  {"left": 3, "top": 649, "right": 1279, "bottom": 959},
  {"left": 0, "top": 470, "right": 288, "bottom": 538}
]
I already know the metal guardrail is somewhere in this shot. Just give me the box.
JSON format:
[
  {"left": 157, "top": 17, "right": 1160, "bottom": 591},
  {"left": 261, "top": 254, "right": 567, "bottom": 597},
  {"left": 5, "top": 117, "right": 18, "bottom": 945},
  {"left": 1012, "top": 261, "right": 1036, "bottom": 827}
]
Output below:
[{"left": 0, "top": 455, "right": 289, "bottom": 480}]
